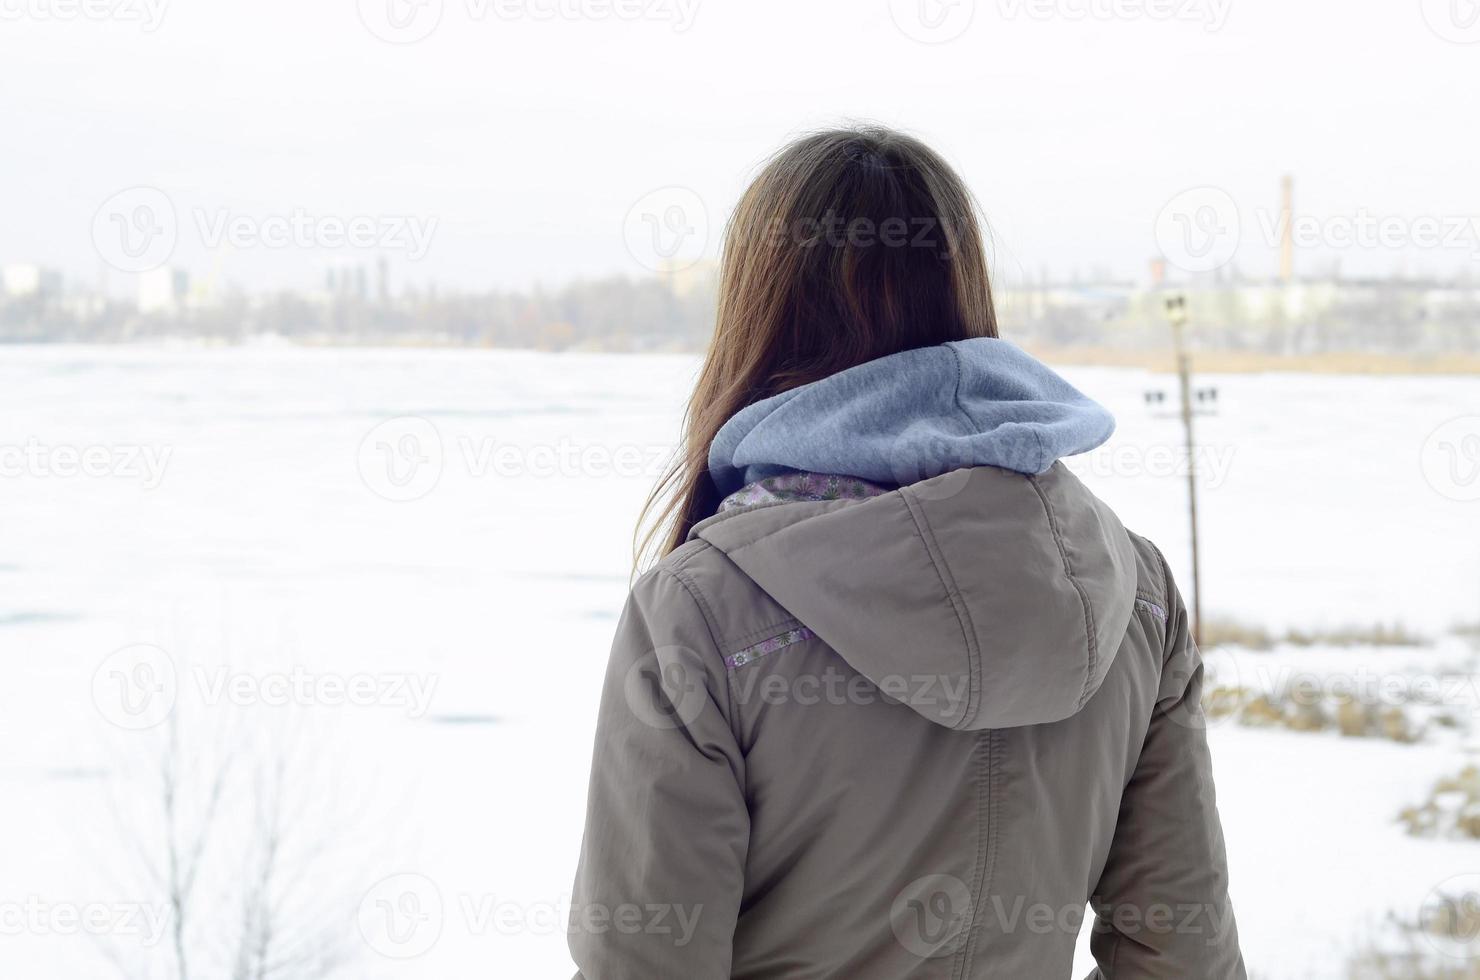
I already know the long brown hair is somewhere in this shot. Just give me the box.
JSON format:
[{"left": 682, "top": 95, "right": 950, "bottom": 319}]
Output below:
[{"left": 637, "top": 125, "right": 999, "bottom": 566}]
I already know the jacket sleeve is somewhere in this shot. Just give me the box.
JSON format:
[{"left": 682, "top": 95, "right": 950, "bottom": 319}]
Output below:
[
  {"left": 569, "top": 567, "right": 749, "bottom": 980},
  {"left": 1086, "top": 557, "right": 1246, "bottom": 979}
]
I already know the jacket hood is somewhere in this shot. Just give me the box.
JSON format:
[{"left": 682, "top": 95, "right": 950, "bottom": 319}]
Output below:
[
  {"left": 697, "top": 340, "right": 1133, "bottom": 730},
  {"left": 692, "top": 464, "right": 1138, "bottom": 730},
  {"left": 708, "top": 338, "right": 1116, "bottom": 498}
]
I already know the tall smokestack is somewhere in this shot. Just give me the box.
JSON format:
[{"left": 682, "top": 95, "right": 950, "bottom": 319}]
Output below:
[{"left": 1279, "top": 175, "right": 1295, "bottom": 284}]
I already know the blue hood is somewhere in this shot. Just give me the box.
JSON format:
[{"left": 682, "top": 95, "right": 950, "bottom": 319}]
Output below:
[{"left": 708, "top": 338, "right": 1115, "bottom": 497}]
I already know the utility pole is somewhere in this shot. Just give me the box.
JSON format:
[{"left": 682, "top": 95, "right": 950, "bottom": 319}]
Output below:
[{"left": 1165, "top": 294, "right": 1204, "bottom": 647}]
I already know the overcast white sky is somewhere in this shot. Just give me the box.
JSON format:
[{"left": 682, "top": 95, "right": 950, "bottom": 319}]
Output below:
[{"left": 2, "top": 0, "right": 1478, "bottom": 295}]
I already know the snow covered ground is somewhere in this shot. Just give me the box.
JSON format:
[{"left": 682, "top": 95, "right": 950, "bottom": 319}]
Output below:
[{"left": 0, "top": 345, "right": 1476, "bottom": 978}]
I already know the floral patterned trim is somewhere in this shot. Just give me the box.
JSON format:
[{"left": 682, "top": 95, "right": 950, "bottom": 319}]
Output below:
[
  {"left": 718, "top": 473, "right": 894, "bottom": 513},
  {"left": 724, "top": 626, "right": 816, "bottom": 671}
]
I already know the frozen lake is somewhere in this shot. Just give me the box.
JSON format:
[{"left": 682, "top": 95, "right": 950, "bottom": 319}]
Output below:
[{"left": 1, "top": 345, "right": 1477, "bottom": 978}]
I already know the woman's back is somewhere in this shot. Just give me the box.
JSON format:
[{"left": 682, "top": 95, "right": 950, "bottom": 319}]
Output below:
[{"left": 569, "top": 125, "right": 1243, "bottom": 978}]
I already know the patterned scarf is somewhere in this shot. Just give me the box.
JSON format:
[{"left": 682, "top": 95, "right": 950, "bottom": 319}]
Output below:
[{"left": 717, "top": 472, "right": 894, "bottom": 513}]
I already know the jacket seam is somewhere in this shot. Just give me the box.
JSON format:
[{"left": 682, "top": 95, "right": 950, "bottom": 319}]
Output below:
[
  {"left": 663, "top": 554, "right": 725, "bottom": 649},
  {"left": 668, "top": 543, "right": 807, "bottom": 652},
  {"left": 1029, "top": 474, "right": 1102, "bottom": 711},
  {"left": 899, "top": 486, "right": 981, "bottom": 730},
  {"left": 689, "top": 496, "right": 839, "bottom": 536},
  {"left": 947, "top": 343, "right": 979, "bottom": 433},
  {"left": 1145, "top": 539, "right": 1180, "bottom": 664},
  {"left": 658, "top": 557, "right": 738, "bottom": 724},
  {"left": 688, "top": 493, "right": 879, "bottom": 542},
  {"left": 666, "top": 544, "right": 818, "bottom": 727},
  {"left": 956, "top": 728, "right": 997, "bottom": 979}
]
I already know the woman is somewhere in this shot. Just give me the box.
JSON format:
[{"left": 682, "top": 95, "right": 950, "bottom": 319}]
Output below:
[{"left": 570, "top": 126, "right": 1244, "bottom": 979}]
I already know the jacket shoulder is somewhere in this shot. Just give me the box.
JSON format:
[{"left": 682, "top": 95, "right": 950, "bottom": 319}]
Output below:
[
  {"left": 650, "top": 538, "right": 806, "bottom": 655},
  {"left": 1124, "top": 529, "right": 1175, "bottom": 614}
]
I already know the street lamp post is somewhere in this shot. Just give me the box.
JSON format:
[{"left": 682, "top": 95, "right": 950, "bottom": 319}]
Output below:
[{"left": 1166, "top": 294, "right": 1204, "bottom": 647}]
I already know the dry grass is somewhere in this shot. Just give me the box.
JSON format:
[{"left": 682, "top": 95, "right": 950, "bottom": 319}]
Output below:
[
  {"left": 1201, "top": 617, "right": 1276, "bottom": 651},
  {"left": 1026, "top": 345, "right": 1480, "bottom": 376},
  {"left": 1349, "top": 900, "right": 1480, "bottom": 978},
  {"left": 1349, "top": 950, "right": 1480, "bottom": 979},
  {"left": 1209, "top": 688, "right": 1422, "bottom": 743},
  {"left": 1283, "top": 623, "right": 1429, "bottom": 648},
  {"left": 1400, "top": 766, "right": 1480, "bottom": 840},
  {"left": 1200, "top": 617, "right": 1428, "bottom": 651}
]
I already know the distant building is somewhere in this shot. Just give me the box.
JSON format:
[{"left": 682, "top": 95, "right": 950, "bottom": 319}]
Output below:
[
  {"left": 1279, "top": 175, "right": 1296, "bottom": 284},
  {"left": 658, "top": 258, "right": 719, "bottom": 299},
  {"left": 1, "top": 264, "right": 61, "bottom": 299},
  {"left": 326, "top": 260, "right": 370, "bottom": 302},
  {"left": 139, "top": 266, "right": 190, "bottom": 314}
]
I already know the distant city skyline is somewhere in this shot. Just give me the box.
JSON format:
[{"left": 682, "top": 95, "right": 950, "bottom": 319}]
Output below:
[{"left": 3, "top": 0, "right": 1478, "bottom": 294}]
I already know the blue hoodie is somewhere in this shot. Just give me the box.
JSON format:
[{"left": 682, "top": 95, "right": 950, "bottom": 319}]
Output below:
[{"left": 708, "top": 338, "right": 1115, "bottom": 497}]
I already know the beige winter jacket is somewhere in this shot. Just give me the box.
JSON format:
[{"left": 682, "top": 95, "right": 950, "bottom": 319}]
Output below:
[{"left": 570, "top": 463, "right": 1244, "bottom": 979}]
